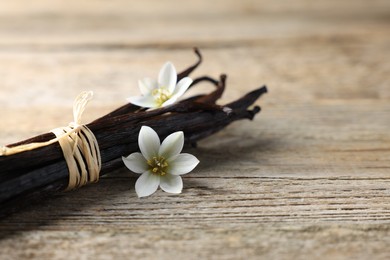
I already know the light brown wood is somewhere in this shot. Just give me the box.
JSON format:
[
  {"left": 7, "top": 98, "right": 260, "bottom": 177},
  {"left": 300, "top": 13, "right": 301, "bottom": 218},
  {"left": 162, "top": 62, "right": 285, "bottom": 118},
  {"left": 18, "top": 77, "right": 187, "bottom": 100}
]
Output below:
[{"left": 0, "top": 0, "right": 390, "bottom": 259}]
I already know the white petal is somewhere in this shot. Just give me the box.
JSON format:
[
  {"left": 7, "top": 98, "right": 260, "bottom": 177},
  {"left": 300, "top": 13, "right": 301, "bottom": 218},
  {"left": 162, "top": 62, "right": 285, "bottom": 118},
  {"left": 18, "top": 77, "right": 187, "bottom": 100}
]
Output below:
[
  {"left": 139, "top": 78, "right": 157, "bottom": 95},
  {"left": 139, "top": 126, "right": 160, "bottom": 161},
  {"left": 172, "top": 77, "right": 192, "bottom": 98},
  {"left": 135, "top": 171, "right": 160, "bottom": 198},
  {"left": 160, "top": 174, "right": 183, "bottom": 194},
  {"left": 161, "top": 96, "right": 179, "bottom": 107},
  {"left": 162, "top": 78, "right": 192, "bottom": 107},
  {"left": 159, "top": 131, "right": 184, "bottom": 160},
  {"left": 127, "top": 96, "right": 157, "bottom": 108},
  {"left": 122, "top": 153, "right": 148, "bottom": 174},
  {"left": 169, "top": 153, "right": 199, "bottom": 175},
  {"left": 158, "top": 62, "right": 177, "bottom": 93}
]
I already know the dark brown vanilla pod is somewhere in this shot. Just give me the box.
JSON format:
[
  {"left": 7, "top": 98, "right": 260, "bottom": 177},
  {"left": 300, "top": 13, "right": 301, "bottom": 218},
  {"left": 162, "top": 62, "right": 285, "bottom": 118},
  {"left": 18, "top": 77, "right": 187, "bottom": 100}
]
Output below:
[{"left": 0, "top": 49, "right": 267, "bottom": 216}]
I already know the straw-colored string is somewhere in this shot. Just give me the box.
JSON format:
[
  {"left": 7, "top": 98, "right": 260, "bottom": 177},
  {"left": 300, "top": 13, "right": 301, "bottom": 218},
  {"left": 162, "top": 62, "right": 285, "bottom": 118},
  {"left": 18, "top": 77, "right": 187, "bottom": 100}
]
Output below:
[{"left": 0, "top": 91, "right": 101, "bottom": 190}]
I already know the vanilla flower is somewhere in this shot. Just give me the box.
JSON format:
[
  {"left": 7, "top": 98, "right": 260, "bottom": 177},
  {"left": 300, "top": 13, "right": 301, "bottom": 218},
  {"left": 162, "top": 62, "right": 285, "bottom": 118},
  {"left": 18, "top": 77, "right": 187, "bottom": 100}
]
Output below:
[
  {"left": 122, "top": 126, "right": 199, "bottom": 197},
  {"left": 127, "top": 62, "right": 193, "bottom": 108}
]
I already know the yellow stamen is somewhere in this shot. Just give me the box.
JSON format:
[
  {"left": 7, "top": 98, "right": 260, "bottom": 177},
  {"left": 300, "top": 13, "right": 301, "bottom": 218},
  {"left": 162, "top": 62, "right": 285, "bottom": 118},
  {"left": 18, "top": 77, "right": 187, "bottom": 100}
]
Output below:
[
  {"left": 147, "top": 156, "right": 169, "bottom": 176},
  {"left": 152, "top": 87, "right": 171, "bottom": 106}
]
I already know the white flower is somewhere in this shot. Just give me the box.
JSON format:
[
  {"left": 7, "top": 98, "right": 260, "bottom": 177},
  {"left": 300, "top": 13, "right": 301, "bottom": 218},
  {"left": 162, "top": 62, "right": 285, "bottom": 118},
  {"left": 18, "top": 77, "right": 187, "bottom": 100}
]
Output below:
[
  {"left": 127, "top": 62, "right": 193, "bottom": 108},
  {"left": 122, "top": 126, "right": 199, "bottom": 197}
]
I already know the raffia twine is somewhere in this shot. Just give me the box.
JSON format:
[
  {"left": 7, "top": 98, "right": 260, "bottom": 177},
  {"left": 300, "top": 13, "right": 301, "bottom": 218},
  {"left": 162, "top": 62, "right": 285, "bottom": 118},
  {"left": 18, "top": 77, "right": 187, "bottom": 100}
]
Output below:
[{"left": 0, "top": 91, "right": 101, "bottom": 190}]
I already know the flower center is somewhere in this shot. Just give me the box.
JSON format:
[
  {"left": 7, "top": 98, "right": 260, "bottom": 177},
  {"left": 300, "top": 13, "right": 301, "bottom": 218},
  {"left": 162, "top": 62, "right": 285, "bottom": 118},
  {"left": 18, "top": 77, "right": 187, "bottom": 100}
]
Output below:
[
  {"left": 147, "top": 156, "right": 168, "bottom": 176},
  {"left": 152, "top": 87, "right": 171, "bottom": 106}
]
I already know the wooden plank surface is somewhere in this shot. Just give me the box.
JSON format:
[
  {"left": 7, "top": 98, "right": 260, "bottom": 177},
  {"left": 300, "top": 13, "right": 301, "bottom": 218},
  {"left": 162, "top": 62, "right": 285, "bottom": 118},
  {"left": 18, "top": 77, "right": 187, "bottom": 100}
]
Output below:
[{"left": 0, "top": 0, "right": 389, "bottom": 259}]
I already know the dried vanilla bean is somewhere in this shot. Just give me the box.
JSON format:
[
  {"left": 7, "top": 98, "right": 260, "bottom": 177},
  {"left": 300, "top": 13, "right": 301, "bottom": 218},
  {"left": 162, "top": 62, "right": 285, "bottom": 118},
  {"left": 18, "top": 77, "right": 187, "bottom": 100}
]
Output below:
[{"left": 0, "top": 49, "right": 267, "bottom": 215}]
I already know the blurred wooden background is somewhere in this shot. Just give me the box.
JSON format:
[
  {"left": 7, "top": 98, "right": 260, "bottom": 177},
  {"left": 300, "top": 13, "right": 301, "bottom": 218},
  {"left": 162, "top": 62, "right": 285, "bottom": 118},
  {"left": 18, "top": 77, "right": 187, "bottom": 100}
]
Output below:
[{"left": 0, "top": 0, "right": 389, "bottom": 259}]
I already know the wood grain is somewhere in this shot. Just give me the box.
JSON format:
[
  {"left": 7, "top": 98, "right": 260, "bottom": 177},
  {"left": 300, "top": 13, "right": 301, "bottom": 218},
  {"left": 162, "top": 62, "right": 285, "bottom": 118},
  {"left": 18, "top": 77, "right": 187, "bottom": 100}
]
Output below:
[{"left": 0, "top": 0, "right": 389, "bottom": 259}]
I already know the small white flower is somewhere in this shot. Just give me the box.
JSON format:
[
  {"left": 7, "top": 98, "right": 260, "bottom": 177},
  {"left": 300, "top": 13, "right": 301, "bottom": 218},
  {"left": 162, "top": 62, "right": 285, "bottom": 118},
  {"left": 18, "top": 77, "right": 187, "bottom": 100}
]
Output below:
[
  {"left": 127, "top": 62, "right": 193, "bottom": 108},
  {"left": 122, "top": 126, "right": 199, "bottom": 197}
]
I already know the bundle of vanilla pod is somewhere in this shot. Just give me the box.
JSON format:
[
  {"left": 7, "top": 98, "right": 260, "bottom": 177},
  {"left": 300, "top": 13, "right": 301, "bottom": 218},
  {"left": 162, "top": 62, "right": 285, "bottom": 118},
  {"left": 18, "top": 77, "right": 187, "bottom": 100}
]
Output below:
[{"left": 0, "top": 49, "right": 267, "bottom": 215}]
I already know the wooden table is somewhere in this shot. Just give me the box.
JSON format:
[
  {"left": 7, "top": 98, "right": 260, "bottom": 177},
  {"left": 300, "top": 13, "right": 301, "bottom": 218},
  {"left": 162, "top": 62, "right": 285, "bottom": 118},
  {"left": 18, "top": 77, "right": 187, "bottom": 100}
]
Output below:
[{"left": 0, "top": 0, "right": 389, "bottom": 259}]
